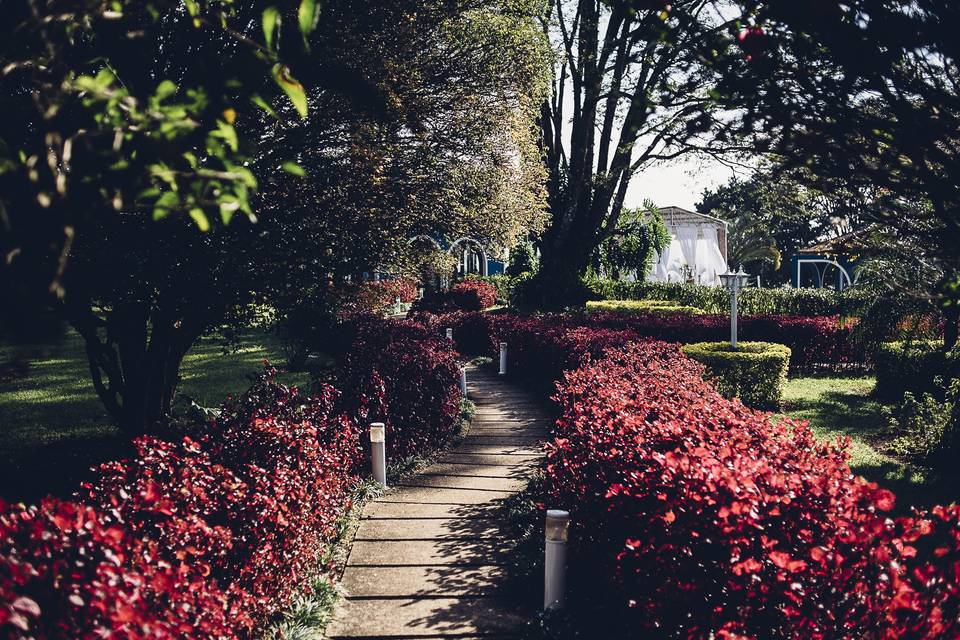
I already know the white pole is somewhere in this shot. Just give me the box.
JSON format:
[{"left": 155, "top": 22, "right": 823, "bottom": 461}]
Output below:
[
  {"left": 498, "top": 342, "right": 507, "bottom": 375},
  {"left": 445, "top": 327, "right": 453, "bottom": 340},
  {"left": 460, "top": 367, "right": 467, "bottom": 396},
  {"left": 731, "top": 288, "right": 739, "bottom": 350},
  {"left": 370, "top": 423, "right": 387, "bottom": 488},
  {"left": 544, "top": 509, "right": 569, "bottom": 610}
]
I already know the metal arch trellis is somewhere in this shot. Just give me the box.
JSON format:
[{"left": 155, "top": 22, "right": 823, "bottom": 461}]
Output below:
[
  {"left": 795, "top": 258, "right": 854, "bottom": 290},
  {"left": 446, "top": 236, "right": 489, "bottom": 277}
]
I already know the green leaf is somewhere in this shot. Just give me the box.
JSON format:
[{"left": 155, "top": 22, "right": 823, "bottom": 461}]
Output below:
[
  {"left": 155, "top": 80, "right": 178, "bottom": 102},
  {"left": 271, "top": 63, "right": 308, "bottom": 118},
  {"left": 262, "top": 7, "right": 281, "bottom": 52},
  {"left": 211, "top": 120, "right": 239, "bottom": 152},
  {"left": 250, "top": 94, "right": 279, "bottom": 119},
  {"left": 298, "top": 0, "right": 319, "bottom": 37},
  {"left": 281, "top": 161, "right": 306, "bottom": 177},
  {"left": 189, "top": 207, "right": 211, "bottom": 232},
  {"left": 152, "top": 191, "right": 180, "bottom": 220},
  {"left": 184, "top": 0, "right": 199, "bottom": 17}
]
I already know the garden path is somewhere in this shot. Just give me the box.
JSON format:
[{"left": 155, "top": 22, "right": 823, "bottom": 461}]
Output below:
[{"left": 325, "top": 366, "right": 547, "bottom": 638}]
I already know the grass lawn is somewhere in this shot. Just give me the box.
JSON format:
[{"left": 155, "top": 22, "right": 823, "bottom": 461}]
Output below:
[
  {"left": 779, "top": 376, "right": 956, "bottom": 511},
  {"left": 0, "top": 329, "right": 309, "bottom": 503}
]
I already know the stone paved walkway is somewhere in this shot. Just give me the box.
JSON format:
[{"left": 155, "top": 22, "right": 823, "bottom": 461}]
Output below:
[{"left": 326, "top": 366, "right": 547, "bottom": 639}]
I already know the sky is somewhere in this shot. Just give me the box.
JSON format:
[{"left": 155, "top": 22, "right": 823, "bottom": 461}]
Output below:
[{"left": 623, "top": 155, "right": 743, "bottom": 213}]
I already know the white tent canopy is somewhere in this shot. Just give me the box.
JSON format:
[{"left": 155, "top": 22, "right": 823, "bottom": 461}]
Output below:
[{"left": 649, "top": 207, "right": 728, "bottom": 285}]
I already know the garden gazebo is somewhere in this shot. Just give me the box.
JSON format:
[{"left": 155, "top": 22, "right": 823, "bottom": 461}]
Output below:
[{"left": 791, "top": 228, "right": 868, "bottom": 290}]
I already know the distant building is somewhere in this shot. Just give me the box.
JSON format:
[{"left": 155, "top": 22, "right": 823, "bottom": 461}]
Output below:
[{"left": 648, "top": 206, "right": 729, "bottom": 285}]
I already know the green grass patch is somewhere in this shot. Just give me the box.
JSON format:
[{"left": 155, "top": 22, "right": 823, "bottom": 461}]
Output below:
[
  {"left": 778, "top": 375, "right": 956, "bottom": 511},
  {"left": 0, "top": 329, "right": 308, "bottom": 502}
]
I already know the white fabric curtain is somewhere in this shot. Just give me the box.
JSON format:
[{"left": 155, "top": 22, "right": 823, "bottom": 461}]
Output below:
[
  {"left": 647, "top": 222, "right": 726, "bottom": 285},
  {"left": 695, "top": 226, "right": 728, "bottom": 285}
]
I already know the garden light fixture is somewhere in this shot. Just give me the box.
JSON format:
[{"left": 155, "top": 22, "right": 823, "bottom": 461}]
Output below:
[
  {"left": 460, "top": 366, "right": 467, "bottom": 396},
  {"left": 719, "top": 267, "right": 750, "bottom": 349},
  {"left": 446, "top": 327, "right": 453, "bottom": 340},
  {"left": 499, "top": 342, "right": 508, "bottom": 375},
  {"left": 544, "top": 509, "right": 570, "bottom": 610},
  {"left": 369, "top": 422, "right": 387, "bottom": 488}
]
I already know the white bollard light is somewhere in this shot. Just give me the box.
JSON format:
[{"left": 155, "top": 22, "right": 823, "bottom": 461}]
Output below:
[
  {"left": 460, "top": 367, "right": 468, "bottom": 396},
  {"left": 445, "top": 327, "right": 453, "bottom": 340},
  {"left": 369, "top": 422, "right": 387, "bottom": 488},
  {"left": 544, "top": 509, "right": 570, "bottom": 610},
  {"left": 498, "top": 342, "right": 507, "bottom": 375},
  {"left": 394, "top": 296, "right": 402, "bottom": 313}
]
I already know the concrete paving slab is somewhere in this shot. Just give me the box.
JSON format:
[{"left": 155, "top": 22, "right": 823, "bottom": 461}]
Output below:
[
  {"left": 437, "top": 453, "right": 541, "bottom": 467},
  {"left": 420, "top": 462, "right": 533, "bottom": 479},
  {"left": 353, "top": 517, "right": 501, "bottom": 541},
  {"left": 399, "top": 474, "right": 527, "bottom": 492},
  {"left": 453, "top": 444, "right": 542, "bottom": 456},
  {"left": 376, "top": 486, "right": 514, "bottom": 504},
  {"left": 348, "top": 538, "right": 514, "bottom": 565},
  {"left": 363, "top": 501, "right": 498, "bottom": 519},
  {"left": 340, "top": 564, "right": 509, "bottom": 597},
  {"left": 326, "top": 596, "right": 526, "bottom": 638}
]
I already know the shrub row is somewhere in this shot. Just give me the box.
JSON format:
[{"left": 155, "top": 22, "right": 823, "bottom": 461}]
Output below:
[
  {"left": 439, "top": 311, "right": 861, "bottom": 372},
  {"left": 410, "top": 279, "right": 498, "bottom": 314},
  {"left": 0, "top": 317, "right": 462, "bottom": 639},
  {"left": 586, "top": 299, "right": 704, "bottom": 316},
  {"left": 588, "top": 279, "right": 876, "bottom": 317},
  {"left": 874, "top": 340, "right": 960, "bottom": 400},
  {"left": 435, "top": 310, "right": 960, "bottom": 638},
  {"left": 550, "top": 341, "right": 960, "bottom": 638}
]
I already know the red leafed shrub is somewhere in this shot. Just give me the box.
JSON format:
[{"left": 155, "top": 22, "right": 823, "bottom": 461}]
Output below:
[
  {"left": 410, "top": 279, "right": 498, "bottom": 314},
  {"left": 549, "top": 340, "right": 960, "bottom": 638},
  {"left": 331, "top": 278, "right": 417, "bottom": 318},
  {"left": 434, "top": 310, "right": 862, "bottom": 372},
  {"left": 449, "top": 280, "right": 497, "bottom": 311},
  {"left": 338, "top": 318, "right": 464, "bottom": 460},
  {"left": 378, "top": 277, "right": 418, "bottom": 304},
  {"left": 0, "top": 498, "right": 237, "bottom": 639}
]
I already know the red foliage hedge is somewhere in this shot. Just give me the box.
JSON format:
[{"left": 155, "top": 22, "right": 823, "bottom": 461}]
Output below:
[
  {"left": 410, "top": 279, "right": 498, "bottom": 314},
  {"left": 0, "top": 319, "right": 461, "bottom": 639},
  {"left": 434, "top": 310, "right": 960, "bottom": 638},
  {"left": 337, "top": 318, "right": 464, "bottom": 460},
  {"left": 438, "top": 310, "right": 862, "bottom": 371}
]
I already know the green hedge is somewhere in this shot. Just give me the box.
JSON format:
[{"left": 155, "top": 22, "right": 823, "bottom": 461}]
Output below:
[
  {"left": 586, "top": 299, "right": 703, "bottom": 316},
  {"left": 587, "top": 280, "right": 875, "bottom": 317},
  {"left": 874, "top": 341, "right": 960, "bottom": 400},
  {"left": 682, "top": 341, "right": 791, "bottom": 409}
]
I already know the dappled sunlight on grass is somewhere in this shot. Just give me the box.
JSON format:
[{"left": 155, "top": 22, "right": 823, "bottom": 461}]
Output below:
[
  {"left": 778, "top": 375, "right": 955, "bottom": 511},
  {"left": 0, "top": 329, "right": 308, "bottom": 501}
]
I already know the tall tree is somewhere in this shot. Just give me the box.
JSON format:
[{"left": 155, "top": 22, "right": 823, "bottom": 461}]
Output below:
[
  {"left": 2, "top": 0, "right": 548, "bottom": 436},
  {"left": 529, "top": 0, "right": 742, "bottom": 307},
  {"left": 714, "top": 0, "right": 960, "bottom": 342}
]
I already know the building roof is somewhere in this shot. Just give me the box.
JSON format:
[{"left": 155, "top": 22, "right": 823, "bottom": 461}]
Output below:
[
  {"left": 796, "top": 227, "right": 873, "bottom": 255},
  {"left": 658, "top": 206, "right": 727, "bottom": 228}
]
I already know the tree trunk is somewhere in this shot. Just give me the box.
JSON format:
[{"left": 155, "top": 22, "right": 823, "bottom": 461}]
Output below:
[
  {"left": 528, "top": 214, "right": 597, "bottom": 309},
  {"left": 69, "top": 301, "right": 202, "bottom": 437},
  {"left": 945, "top": 306, "right": 959, "bottom": 350}
]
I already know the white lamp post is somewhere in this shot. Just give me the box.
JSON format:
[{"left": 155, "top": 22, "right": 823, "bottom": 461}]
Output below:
[
  {"left": 544, "top": 509, "right": 570, "bottom": 610},
  {"left": 498, "top": 342, "right": 508, "bottom": 375},
  {"left": 369, "top": 423, "right": 387, "bottom": 488},
  {"left": 460, "top": 366, "right": 468, "bottom": 396},
  {"left": 719, "top": 267, "right": 750, "bottom": 350},
  {"left": 445, "top": 327, "right": 453, "bottom": 340}
]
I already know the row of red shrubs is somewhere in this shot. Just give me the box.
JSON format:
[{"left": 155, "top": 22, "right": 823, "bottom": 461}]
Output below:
[
  {"left": 428, "top": 311, "right": 960, "bottom": 638},
  {"left": 0, "top": 317, "right": 462, "bottom": 639},
  {"left": 410, "top": 279, "right": 498, "bottom": 314},
  {"left": 425, "top": 310, "right": 861, "bottom": 372}
]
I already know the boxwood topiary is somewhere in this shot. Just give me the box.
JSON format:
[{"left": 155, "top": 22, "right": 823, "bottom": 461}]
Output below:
[
  {"left": 874, "top": 341, "right": 960, "bottom": 400},
  {"left": 682, "top": 341, "right": 791, "bottom": 409}
]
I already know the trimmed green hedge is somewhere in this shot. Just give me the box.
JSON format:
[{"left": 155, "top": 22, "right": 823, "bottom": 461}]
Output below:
[
  {"left": 682, "top": 341, "right": 791, "bottom": 409},
  {"left": 587, "top": 280, "right": 875, "bottom": 317},
  {"left": 586, "top": 299, "right": 703, "bottom": 316},
  {"left": 874, "top": 341, "right": 960, "bottom": 400}
]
